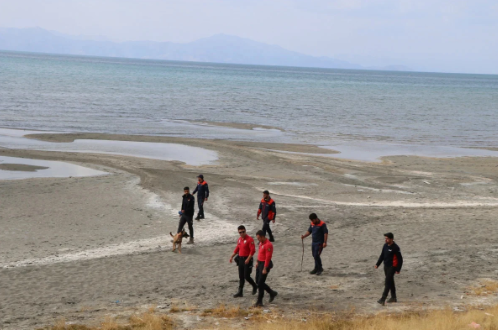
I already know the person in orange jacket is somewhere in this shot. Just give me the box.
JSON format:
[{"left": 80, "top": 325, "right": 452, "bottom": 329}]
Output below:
[{"left": 257, "top": 190, "right": 276, "bottom": 242}]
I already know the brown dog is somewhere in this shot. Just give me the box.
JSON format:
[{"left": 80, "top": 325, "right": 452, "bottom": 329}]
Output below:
[{"left": 170, "top": 229, "right": 189, "bottom": 253}]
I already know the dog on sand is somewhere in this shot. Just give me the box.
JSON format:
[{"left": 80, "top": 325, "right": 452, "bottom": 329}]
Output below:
[{"left": 170, "top": 229, "right": 189, "bottom": 253}]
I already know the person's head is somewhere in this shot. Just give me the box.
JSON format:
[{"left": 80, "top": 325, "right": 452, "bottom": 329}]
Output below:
[
  {"left": 309, "top": 213, "right": 320, "bottom": 225},
  {"left": 263, "top": 190, "right": 270, "bottom": 199},
  {"left": 256, "top": 230, "right": 266, "bottom": 243},
  {"left": 184, "top": 186, "right": 190, "bottom": 195},
  {"left": 197, "top": 174, "right": 204, "bottom": 183},
  {"left": 238, "top": 225, "right": 247, "bottom": 238},
  {"left": 384, "top": 232, "right": 394, "bottom": 245}
]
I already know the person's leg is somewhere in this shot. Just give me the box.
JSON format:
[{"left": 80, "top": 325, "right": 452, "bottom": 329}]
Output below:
[
  {"left": 311, "top": 244, "right": 318, "bottom": 273},
  {"left": 311, "top": 243, "right": 323, "bottom": 273},
  {"left": 187, "top": 216, "right": 194, "bottom": 238},
  {"left": 316, "top": 244, "right": 323, "bottom": 272},
  {"left": 257, "top": 264, "right": 269, "bottom": 303},
  {"left": 198, "top": 199, "right": 204, "bottom": 219},
  {"left": 177, "top": 215, "right": 187, "bottom": 233},
  {"left": 238, "top": 257, "right": 246, "bottom": 288},
  {"left": 263, "top": 219, "right": 274, "bottom": 241},
  {"left": 389, "top": 268, "right": 397, "bottom": 299},
  {"left": 382, "top": 267, "right": 395, "bottom": 299},
  {"left": 234, "top": 257, "right": 245, "bottom": 297},
  {"left": 261, "top": 220, "right": 268, "bottom": 236},
  {"left": 244, "top": 259, "right": 257, "bottom": 290},
  {"left": 267, "top": 222, "right": 274, "bottom": 241},
  {"left": 255, "top": 262, "right": 261, "bottom": 285}
]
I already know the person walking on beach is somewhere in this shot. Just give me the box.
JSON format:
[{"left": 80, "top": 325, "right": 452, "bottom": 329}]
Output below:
[
  {"left": 193, "top": 174, "right": 209, "bottom": 220},
  {"left": 301, "top": 213, "right": 328, "bottom": 275},
  {"left": 257, "top": 190, "right": 276, "bottom": 242},
  {"left": 229, "top": 225, "right": 258, "bottom": 298},
  {"left": 254, "top": 230, "right": 278, "bottom": 307},
  {"left": 375, "top": 232, "right": 403, "bottom": 305},
  {"left": 177, "top": 186, "right": 195, "bottom": 244}
]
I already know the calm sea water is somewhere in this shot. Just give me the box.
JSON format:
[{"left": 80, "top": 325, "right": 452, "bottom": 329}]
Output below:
[{"left": 1, "top": 51, "right": 497, "bottom": 147}]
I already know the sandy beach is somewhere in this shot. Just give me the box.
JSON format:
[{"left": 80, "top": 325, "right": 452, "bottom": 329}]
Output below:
[{"left": 1, "top": 132, "right": 498, "bottom": 329}]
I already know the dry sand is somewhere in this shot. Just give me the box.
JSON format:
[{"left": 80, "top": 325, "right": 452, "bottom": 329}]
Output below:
[{"left": 1, "top": 133, "right": 498, "bottom": 329}]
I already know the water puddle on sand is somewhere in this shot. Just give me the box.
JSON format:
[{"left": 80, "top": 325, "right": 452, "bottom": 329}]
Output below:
[
  {"left": 0, "top": 129, "right": 218, "bottom": 166},
  {"left": 0, "top": 156, "right": 108, "bottom": 180},
  {"left": 320, "top": 143, "right": 498, "bottom": 162},
  {"left": 269, "top": 142, "right": 498, "bottom": 162}
]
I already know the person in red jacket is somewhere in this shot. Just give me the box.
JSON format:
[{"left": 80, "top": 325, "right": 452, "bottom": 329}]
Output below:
[
  {"left": 257, "top": 190, "right": 276, "bottom": 242},
  {"left": 254, "top": 230, "right": 278, "bottom": 307},
  {"left": 229, "top": 225, "right": 258, "bottom": 298}
]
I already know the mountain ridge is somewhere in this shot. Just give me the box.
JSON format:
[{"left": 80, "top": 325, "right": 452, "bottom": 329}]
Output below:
[{"left": 0, "top": 27, "right": 410, "bottom": 71}]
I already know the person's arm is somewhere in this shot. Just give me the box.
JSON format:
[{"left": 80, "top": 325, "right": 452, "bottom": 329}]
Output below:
[
  {"left": 375, "top": 247, "right": 385, "bottom": 269},
  {"left": 396, "top": 249, "right": 403, "bottom": 273},
  {"left": 264, "top": 244, "right": 273, "bottom": 269},
  {"left": 246, "top": 239, "right": 256, "bottom": 264},
  {"left": 230, "top": 243, "right": 239, "bottom": 263},
  {"left": 257, "top": 202, "right": 262, "bottom": 219},
  {"left": 323, "top": 224, "right": 329, "bottom": 248},
  {"left": 205, "top": 183, "right": 209, "bottom": 200},
  {"left": 301, "top": 226, "right": 312, "bottom": 239},
  {"left": 271, "top": 202, "right": 277, "bottom": 222},
  {"left": 189, "top": 197, "right": 195, "bottom": 213},
  {"left": 193, "top": 185, "right": 198, "bottom": 195}
]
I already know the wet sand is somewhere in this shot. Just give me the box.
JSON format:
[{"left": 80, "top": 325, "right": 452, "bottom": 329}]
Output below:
[{"left": 1, "top": 132, "right": 498, "bottom": 329}]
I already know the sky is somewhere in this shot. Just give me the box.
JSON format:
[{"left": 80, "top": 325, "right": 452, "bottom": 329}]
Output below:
[{"left": 0, "top": 0, "right": 497, "bottom": 74}]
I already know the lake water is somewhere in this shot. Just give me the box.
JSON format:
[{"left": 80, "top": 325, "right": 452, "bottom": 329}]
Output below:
[{"left": 1, "top": 51, "right": 497, "bottom": 150}]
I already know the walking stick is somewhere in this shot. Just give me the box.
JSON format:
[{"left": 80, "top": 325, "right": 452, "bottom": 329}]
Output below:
[{"left": 301, "top": 238, "right": 304, "bottom": 272}]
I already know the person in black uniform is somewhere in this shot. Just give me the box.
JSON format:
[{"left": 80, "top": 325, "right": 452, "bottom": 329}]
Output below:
[
  {"left": 375, "top": 232, "right": 403, "bottom": 305},
  {"left": 301, "top": 213, "right": 328, "bottom": 275},
  {"left": 177, "top": 186, "right": 195, "bottom": 244},
  {"left": 193, "top": 174, "right": 209, "bottom": 220}
]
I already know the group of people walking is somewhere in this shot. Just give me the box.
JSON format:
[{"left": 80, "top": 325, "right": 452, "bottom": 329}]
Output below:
[{"left": 176, "top": 174, "right": 403, "bottom": 307}]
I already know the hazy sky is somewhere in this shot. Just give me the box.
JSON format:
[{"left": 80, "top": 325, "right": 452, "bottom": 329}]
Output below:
[{"left": 1, "top": 0, "right": 497, "bottom": 73}]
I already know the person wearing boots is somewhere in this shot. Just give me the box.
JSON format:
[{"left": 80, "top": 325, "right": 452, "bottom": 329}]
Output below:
[
  {"left": 229, "top": 225, "right": 258, "bottom": 298},
  {"left": 177, "top": 186, "right": 195, "bottom": 245},
  {"left": 375, "top": 232, "right": 403, "bottom": 305},
  {"left": 193, "top": 174, "right": 209, "bottom": 220},
  {"left": 257, "top": 190, "right": 276, "bottom": 242},
  {"left": 254, "top": 230, "right": 278, "bottom": 307}
]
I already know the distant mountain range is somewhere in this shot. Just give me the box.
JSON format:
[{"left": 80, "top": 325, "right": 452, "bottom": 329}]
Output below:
[{"left": 0, "top": 27, "right": 411, "bottom": 71}]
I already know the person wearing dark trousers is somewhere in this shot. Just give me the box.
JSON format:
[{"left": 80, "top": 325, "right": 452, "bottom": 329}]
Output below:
[
  {"left": 177, "top": 187, "right": 195, "bottom": 244},
  {"left": 193, "top": 174, "right": 209, "bottom": 220},
  {"left": 375, "top": 232, "right": 403, "bottom": 305},
  {"left": 301, "top": 213, "right": 328, "bottom": 275},
  {"left": 254, "top": 230, "right": 278, "bottom": 307},
  {"left": 257, "top": 190, "right": 276, "bottom": 242},
  {"left": 229, "top": 225, "right": 258, "bottom": 298}
]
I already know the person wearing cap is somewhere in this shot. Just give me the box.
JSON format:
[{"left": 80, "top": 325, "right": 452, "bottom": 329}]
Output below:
[
  {"left": 375, "top": 232, "right": 403, "bottom": 305},
  {"left": 301, "top": 213, "right": 328, "bottom": 275},
  {"left": 229, "top": 225, "right": 258, "bottom": 298},
  {"left": 193, "top": 174, "right": 209, "bottom": 220},
  {"left": 177, "top": 186, "right": 195, "bottom": 244},
  {"left": 257, "top": 190, "right": 276, "bottom": 242},
  {"left": 254, "top": 230, "right": 277, "bottom": 307}
]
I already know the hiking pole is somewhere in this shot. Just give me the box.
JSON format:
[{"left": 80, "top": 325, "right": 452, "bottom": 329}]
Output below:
[{"left": 301, "top": 238, "right": 304, "bottom": 272}]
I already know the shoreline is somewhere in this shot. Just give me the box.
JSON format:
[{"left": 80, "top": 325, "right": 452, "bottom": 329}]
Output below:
[
  {"left": 1, "top": 131, "right": 498, "bottom": 329},
  {"left": 3, "top": 126, "right": 498, "bottom": 162}
]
